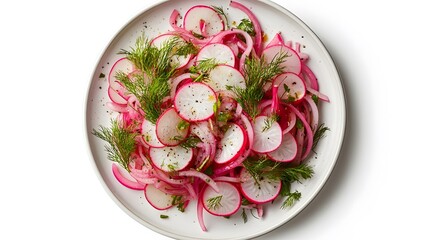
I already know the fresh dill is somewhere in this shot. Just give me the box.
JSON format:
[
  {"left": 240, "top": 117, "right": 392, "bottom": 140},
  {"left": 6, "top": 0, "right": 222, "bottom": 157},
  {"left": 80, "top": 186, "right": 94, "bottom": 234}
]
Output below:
[
  {"left": 92, "top": 120, "right": 137, "bottom": 171},
  {"left": 180, "top": 136, "right": 202, "bottom": 150},
  {"left": 237, "top": 18, "right": 255, "bottom": 36},
  {"left": 262, "top": 114, "right": 279, "bottom": 132},
  {"left": 206, "top": 195, "right": 223, "bottom": 211},
  {"left": 212, "top": 5, "right": 230, "bottom": 29},
  {"left": 229, "top": 53, "right": 287, "bottom": 119},
  {"left": 281, "top": 190, "right": 301, "bottom": 209},
  {"left": 190, "top": 58, "right": 219, "bottom": 82},
  {"left": 312, "top": 123, "right": 330, "bottom": 152},
  {"left": 160, "top": 214, "right": 169, "bottom": 219},
  {"left": 241, "top": 209, "right": 248, "bottom": 223},
  {"left": 172, "top": 195, "right": 186, "bottom": 212}
]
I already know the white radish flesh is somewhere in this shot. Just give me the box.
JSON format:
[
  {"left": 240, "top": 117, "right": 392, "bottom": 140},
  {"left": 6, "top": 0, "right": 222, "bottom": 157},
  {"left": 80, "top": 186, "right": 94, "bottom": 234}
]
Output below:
[
  {"left": 196, "top": 43, "right": 235, "bottom": 67},
  {"left": 144, "top": 184, "right": 174, "bottom": 210},
  {"left": 252, "top": 115, "right": 283, "bottom": 153},
  {"left": 207, "top": 64, "right": 245, "bottom": 94},
  {"left": 267, "top": 133, "right": 298, "bottom": 162},
  {"left": 273, "top": 72, "right": 307, "bottom": 103},
  {"left": 151, "top": 33, "right": 192, "bottom": 69},
  {"left": 156, "top": 108, "right": 189, "bottom": 146},
  {"left": 202, "top": 181, "right": 241, "bottom": 216},
  {"left": 149, "top": 146, "right": 193, "bottom": 172},
  {"left": 108, "top": 58, "right": 134, "bottom": 105},
  {"left": 141, "top": 118, "right": 165, "bottom": 148},
  {"left": 214, "top": 123, "right": 246, "bottom": 164},
  {"left": 174, "top": 82, "right": 217, "bottom": 122},
  {"left": 183, "top": 5, "right": 225, "bottom": 36},
  {"left": 262, "top": 45, "right": 301, "bottom": 74},
  {"left": 240, "top": 168, "right": 282, "bottom": 204},
  {"left": 108, "top": 84, "right": 127, "bottom": 105}
]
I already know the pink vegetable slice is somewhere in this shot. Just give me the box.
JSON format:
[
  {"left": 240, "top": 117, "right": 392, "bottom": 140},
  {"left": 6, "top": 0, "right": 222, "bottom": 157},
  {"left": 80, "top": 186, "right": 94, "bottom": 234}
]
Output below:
[
  {"left": 214, "top": 123, "right": 246, "bottom": 164},
  {"left": 149, "top": 145, "right": 193, "bottom": 172},
  {"left": 202, "top": 181, "right": 241, "bottom": 216},
  {"left": 174, "top": 82, "right": 217, "bottom": 122},
  {"left": 156, "top": 107, "right": 189, "bottom": 146},
  {"left": 112, "top": 164, "right": 146, "bottom": 190},
  {"left": 141, "top": 118, "right": 165, "bottom": 148},
  {"left": 108, "top": 58, "right": 134, "bottom": 105},
  {"left": 196, "top": 43, "right": 235, "bottom": 67},
  {"left": 252, "top": 115, "right": 283, "bottom": 153},
  {"left": 183, "top": 5, "right": 225, "bottom": 37},
  {"left": 273, "top": 72, "right": 307, "bottom": 103},
  {"left": 144, "top": 184, "right": 174, "bottom": 210},
  {"left": 267, "top": 133, "right": 298, "bottom": 162},
  {"left": 240, "top": 168, "right": 282, "bottom": 204},
  {"left": 262, "top": 45, "right": 302, "bottom": 74}
]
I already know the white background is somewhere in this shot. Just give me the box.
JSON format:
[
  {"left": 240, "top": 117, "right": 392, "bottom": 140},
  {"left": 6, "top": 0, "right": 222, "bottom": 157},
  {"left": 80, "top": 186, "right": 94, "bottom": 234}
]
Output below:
[{"left": 0, "top": 0, "right": 427, "bottom": 239}]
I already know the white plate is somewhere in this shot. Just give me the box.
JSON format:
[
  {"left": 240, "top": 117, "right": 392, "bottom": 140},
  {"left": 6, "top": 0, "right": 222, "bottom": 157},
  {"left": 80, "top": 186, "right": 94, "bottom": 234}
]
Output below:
[{"left": 85, "top": 0, "right": 346, "bottom": 239}]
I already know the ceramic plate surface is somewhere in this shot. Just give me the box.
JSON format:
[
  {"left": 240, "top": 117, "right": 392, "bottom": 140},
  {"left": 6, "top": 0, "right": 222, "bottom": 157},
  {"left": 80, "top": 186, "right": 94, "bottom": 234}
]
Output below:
[{"left": 85, "top": 0, "right": 346, "bottom": 239}]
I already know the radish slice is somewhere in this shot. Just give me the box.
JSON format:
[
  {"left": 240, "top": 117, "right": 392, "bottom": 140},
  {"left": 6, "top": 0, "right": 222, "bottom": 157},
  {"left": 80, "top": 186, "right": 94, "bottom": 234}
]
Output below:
[
  {"left": 108, "top": 58, "right": 134, "bottom": 105},
  {"left": 183, "top": 5, "right": 225, "bottom": 37},
  {"left": 240, "top": 168, "right": 282, "bottom": 204},
  {"left": 151, "top": 33, "right": 192, "bottom": 69},
  {"left": 262, "top": 45, "right": 301, "bottom": 74},
  {"left": 174, "top": 82, "right": 217, "bottom": 122},
  {"left": 273, "top": 72, "right": 307, "bottom": 103},
  {"left": 149, "top": 146, "right": 193, "bottom": 172},
  {"left": 207, "top": 64, "right": 245, "bottom": 94},
  {"left": 214, "top": 123, "right": 246, "bottom": 164},
  {"left": 156, "top": 107, "right": 190, "bottom": 146},
  {"left": 267, "top": 133, "right": 298, "bottom": 162},
  {"left": 141, "top": 118, "right": 165, "bottom": 148},
  {"left": 252, "top": 115, "right": 283, "bottom": 153},
  {"left": 202, "top": 182, "right": 241, "bottom": 216},
  {"left": 112, "top": 164, "right": 146, "bottom": 190},
  {"left": 196, "top": 43, "right": 235, "bottom": 67},
  {"left": 144, "top": 184, "right": 174, "bottom": 210}
]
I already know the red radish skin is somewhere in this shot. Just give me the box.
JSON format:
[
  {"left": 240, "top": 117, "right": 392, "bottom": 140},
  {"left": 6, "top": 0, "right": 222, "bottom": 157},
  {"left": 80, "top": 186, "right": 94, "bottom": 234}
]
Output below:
[
  {"left": 174, "top": 82, "right": 217, "bottom": 122},
  {"left": 149, "top": 146, "right": 193, "bottom": 172},
  {"left": 240, "top": 168, "right": 282, "bottom": 204},
  {"left": 202, "top": 182, "right": 241, "bottom": 216},
  {"left": 273, "top": 72, "right": 307, "bottom": 103},
  {"left": 252, "top": 115, "right": 283, "bottom": 153},
  {"left": 156, "top": 108, "right": 190, "bottom": 146},
  {"left": 196, "top": 43, "right": 236, "bottom": 67},
  {"left": 267, "top": 133, "right": 298, "bottom": 162},
  {"left": 144, "top": 184, "right": 174, "bottom": 210},
  {"left": 183, "top": 5, "right": 225, "bottom": 37},
  {"left": 112, "top": 164, "right": 146, "bottom": 190},
  {"left": 214, "top": 123, "right": 247, "bottom": 164}
]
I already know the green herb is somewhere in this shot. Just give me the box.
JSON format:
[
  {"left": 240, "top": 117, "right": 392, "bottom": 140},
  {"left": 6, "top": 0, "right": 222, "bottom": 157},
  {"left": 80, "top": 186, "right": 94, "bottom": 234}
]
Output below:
[
  {"left": 206, "top": 195, "right": 223, "bottom": 211},
  {"left": 174, "top": 40, "right": 199, "bottom": 57},
  {"left": 281, "top": 191, "right": 301, "bottom": 209},
  {"left": 172, "top": 195, "right": 186, "bottom": 212},
  {"left": 177, "top": 120, "right": 190, "bottom": 131},
  {"left": 99, "top": 73, "right": 105, "bottom": 78},
  {"left": 229, "top": 53, "right": 287, "bottom": 119},
  {"left": 262, "top": 114, "right": 279, "bottom": 132},
  {"left": 241, "top": 209, "right": 248, "bottom": 223},
  {"left": 237, "top": 19, "right": 255, "bottom": 36},
  {"left": 296, "top": 118, "right": 304, "bottom": 130},
  {"left": 311, "top": 94, "right": 319, "bottom": 105},
  {"left": 216, "top": 111, "right": 233, "bottom": 123},
  {"left": 180, "top": 136, "right": 202, "bottom": 150},
  {"left": 312, "top": 123, "right": 330, "bottom": 152},
  {"left": 92, "top": 120, "right": 137, "bottom": 171},
  {"left": 160, "top": 214, "right": 169, "bottom": 219},
  {"left": 212, "top": 5, "right": 230, "bottom": 29}
]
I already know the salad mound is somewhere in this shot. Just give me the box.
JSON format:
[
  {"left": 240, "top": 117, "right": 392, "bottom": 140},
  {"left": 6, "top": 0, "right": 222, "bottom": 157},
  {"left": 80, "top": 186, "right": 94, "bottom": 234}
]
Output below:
[{"left": 93, "top": 1, "right": 330, "bottom": 231}]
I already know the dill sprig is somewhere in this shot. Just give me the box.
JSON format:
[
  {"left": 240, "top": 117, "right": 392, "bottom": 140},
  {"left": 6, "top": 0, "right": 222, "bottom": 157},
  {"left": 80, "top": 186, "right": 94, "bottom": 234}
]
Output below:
[
  {"left": 212, "top": 6, "right": 230, "bottom": 29},
  {"left": 180, "top": 135, "right": 202, "bottom": 150},
  {"left": 92, "top": 120, "right": 137, "bottom": 171},
  {"left": 206, "top": 195, "right": 223, "bottom": 211},
  {"left": 189, "top": 58, "right": 219, "bottom": 82},
  {"left": 312, "top": 123, "right": 330, "bottom": 152},
  {"left": 230, "top": 53, "right": 287, "bottom": 119},
  {"left": 281, "top": 190, "right": 301, "bottom": 209}
]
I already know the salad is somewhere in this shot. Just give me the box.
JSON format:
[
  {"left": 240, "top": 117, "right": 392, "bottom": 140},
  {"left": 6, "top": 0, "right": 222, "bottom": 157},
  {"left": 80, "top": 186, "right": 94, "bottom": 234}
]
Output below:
[{"left": 92, "top": 1, "right": 330, "bottom": 231}]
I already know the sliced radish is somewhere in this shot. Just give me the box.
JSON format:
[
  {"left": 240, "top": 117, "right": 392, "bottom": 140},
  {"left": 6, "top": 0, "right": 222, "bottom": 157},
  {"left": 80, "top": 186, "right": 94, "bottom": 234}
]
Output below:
[
  {"left": 108, "top": 58, "right": 134, "bottom": 85},
  {"left": 112, "top": 164, "right": 146, "bottom": 190},
  {"left": 202, "top": 182, "right": 241, "bottom": 216},
  {"left": 240, "top": 168, "right": 282, "bottom": 204},
  {"left": 267, "top": 133, "right": 298, "bottom": 162},
  {"left": 262, "top": 45, "right": 301, "bottom": 74},
  {"left": 141, "top": 118, "right": 165, "bottom": 148},
  {"left": 107, "top": 84, "right": 127, "bottom": 105},
  {"left": 207, "top": 64, "right": 245, "bottom": 93},
  {"left": 196, "top": 43, "right": 235, "bottom": 67},
  {"left": 144, "top": 184, "right": 174, "bottom": 210},
  {"left": 156, "top": 108, "right": 190, "bottom": 146},
  {"left": 149, "top": 146, "right": 193, "bottom": 172},
  {"left": 273, "top": 72, "right": 307, "bottom": 103},
  {"left": 151, "top": 33, "right": 192, "bottom": 69},
  {"left": 174, "top": 82, "right": 217, "bottom": 122},
  {"left": 214, "top": 123, "right": 246, "bottom": 164},
  {"left": 183, "top": 5, "right": 225, "bottom": 37},
  {"left": 252, "top": 115, "right": 283, "bottom": 153}
]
